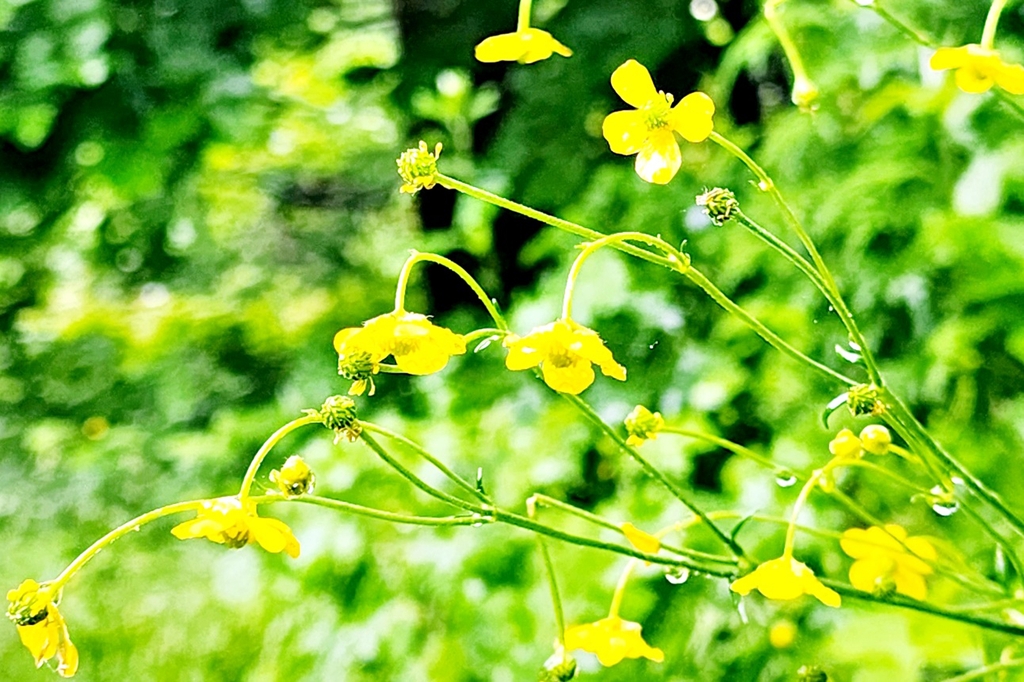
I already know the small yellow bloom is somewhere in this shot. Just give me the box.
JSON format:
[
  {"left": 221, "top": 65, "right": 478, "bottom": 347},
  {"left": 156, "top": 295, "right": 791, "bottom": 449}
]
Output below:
[
  {"left": 334, "top": 311, "right": 467, "bottom": 394},
  {"left": 840, "top": 524, "right": 936, "bottom": 600},
  {"left": 171, "top": 497, "right": 300, "bottom": 558},
  {"left": 503, "top": 319, "right": 626, "bottom": 395},
  {"left": 621, "top": 522, "right": 661, "bottom": 554},
  {"left": 564, "top": 616, "right": 664, "bottom": 667},
  {"left": 768, "top": 620, "right": 797, "bottom": 649},
  {"left": 396, "top": 141, "right": 442, "bottom": 194},
  {"left": 474, "top": 28, "right": 572, "bottom": 64},
  {"left": 6, "top": 579, "right": 79, "bottom": 677},
  {"left": 270, "top": 455, "right": 315, "bottom": 497},
  {"left": 858, "top": 424, "right": 891, "bottom": 456},
  {"left": 623, "top": 405, "right": 664, "bottom": 446},
  {"left": 930, "top": 44, "right": 1024, "bottom": 95},
  {"left": 730, "top": 556, "right": 841, "bottom": 608},
  {"left": 602, "top": 59, "right": 715, "bottom": 185},
  {"left": 828, "top": 428, "right": 862, "bottom": 459}
]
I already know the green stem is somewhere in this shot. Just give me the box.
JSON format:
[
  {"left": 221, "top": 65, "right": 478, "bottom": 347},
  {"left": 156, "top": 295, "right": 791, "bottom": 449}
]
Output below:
[
  {"left": 517, "top": 0, "right": 532, "bottom": 31},
  {"left": 360, "top": 421, "right": 491, "bottom": 504},
  {"left": 783, "top": 459, "right": 841, "bottom": 558},
  {"left": 394, "top": 251, "right": 508, "bottom": 331},
  {"left": 710, "top": 132, "right": 882, "bottom": 386},
  {"left": 607, "top": 558, "right": 639, "bottom": 618},
  {"left": 957, "top": 502, "right": 1024, "bottom": 593},
  {"left": 50, "top": 499, "right": 207, "bottom": 590},
  {"left": 537, "top": 538, "right": 567, "bottom": 646},
  {"left": 685, "top": 266, "right": 856, "bottom": 385},
  {"left": 661, "top": 426, "right": 789, "bottom": 475},
  {"left": 256, "top": 494, "right": 485, "bottom": 527},
  {"left": 436, "top": 174, "right": 677, "bottom": 271},
  {"left": 859, "top": 1, "right": 933, "bottom": 46},
  {"left": 358, "top": 431, "right": 485, "bottom": 514},
  {"left": 942, "top": 658, "right": 1024, "bottom": 682},
  {"left": 763, "top": 0, "right": 816, "bottom": 103},
  {"left": 563, "top": 394, "right": 748, "bottom": 562},
  {"left": 238, "top": 415, "right": 320, "bottom": 501},
  {"left": 982, "top": 0, "right": 1009, "bottom": 50}
]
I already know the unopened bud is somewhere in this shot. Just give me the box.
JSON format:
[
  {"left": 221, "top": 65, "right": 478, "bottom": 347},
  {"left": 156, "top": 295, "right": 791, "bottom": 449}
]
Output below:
[
  {"left": 847, "top": 384, "right": 885, "bottom": 416},
  {"left": 696, "top": 187, "right": 739, "bottom": 226},
  {"left": 270, "top": 455, "right": 316, "bottom": 497},
  {"left": 305, "top": 395, "right": 362, "bottom": 442},
  {"left": 859, "top": 425, "right": 891, "bottom": 455},
  {"left": 397, "top": 141, "right": 443, "bottom": 194}
]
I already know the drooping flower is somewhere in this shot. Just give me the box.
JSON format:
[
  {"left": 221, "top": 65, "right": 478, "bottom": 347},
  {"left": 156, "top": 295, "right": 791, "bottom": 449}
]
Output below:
[
  {"left": 930, "top": 45, "right": 1024, "bottom": 95},
  {"left": 475, "top": 28, "right": 572, "bottom": 64},
  {"left": 602, "top": 59, "right": 715, "bottom": 185},
  {"left": 623, "top": 405, "right": 664, "bottom": 447},
  {"left": 621, "top": 522, "right": 661, "bottom": 554},
  {"left": 171, "top": 497, "right": 300, "bottom": 558},
  {"left": 564, "top": 615, "right": 664, "bottom": 667},
  {"left": 334, "top": 311, "right": 467, "bottom": 395},
  {"left": 6, "top": 579, "right": 79, "bottom": 677},
  {"left": 503, "top": 319, "right": 626, "bottom": 395},
  {"left": 840, "top": 524, "right": 936, "bottom": 600},
  {"left": 730, "top": 556, "right": 841, "bottom": 608},
  {"left": 270, "top": 455, "right": 315, "bottom": 497}
]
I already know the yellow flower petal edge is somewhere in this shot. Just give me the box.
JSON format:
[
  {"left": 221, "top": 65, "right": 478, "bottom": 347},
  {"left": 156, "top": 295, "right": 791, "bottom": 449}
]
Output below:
[
  {"left": 730, "top": 556, "right": 841, "bottom": 608},
  {"left": 334, "top": 310, "right": 467, "bottom": 395},
  {"left": 6, "top": 579, "right": 79, "bottom": 677},
  {"left": 602, "top": 59, "right": 715, "bottom": 185},
  {"left": 474, "top": 28, "right": 572, "bottom": 64},
  {"left": 564, "top": 616, "right": 664, "bottom": 667},
  {"left": 171, "top": 496, "right": 300, "bottom": 558},
  {"left": 621, "top": 522, "right": 661, "bottom": 554},
  {"left": 503, "top": 318, "right": 626, "bottom": 395},
  {"left": 930, "top": 44, "right": 1024, "bottom": 95},
  {"left": 840, "top": 525, "right": 936, "bottom": 600}
]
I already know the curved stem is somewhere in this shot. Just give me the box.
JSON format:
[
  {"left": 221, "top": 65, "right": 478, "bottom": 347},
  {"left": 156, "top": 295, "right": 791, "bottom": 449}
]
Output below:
[
  {"left": 982, "top": 0, "right": 1009, "bottom": 50},
  {"left": 260, "top": 494, "right": 484, "bottom": 527},
  {"left": 562, "top": 231, "right": 687, "bottom": 319},
  {"left": 764, "top": 0, "right": 816, "bottom": 102},
  {"left": 238, "top": 415, "right": 320, "bottom": 501},
  {"left": 394, "top": 251, "right": 508, "bottom": 331},
  {"left": 537, "top": 539, "right": 567, "bottom": 646},
  {"left": 661, "top": 426, "right": 789, "bottom": 475},
  {"left": 783, "top": 458, "right": 842, "bottom": 558},
  {"left": 517, "top": 0, "right": 532, "bottom": 31},
  {"left": 50, "top": 499, "right": 207, "bottom": 591},
  {"left": 359, "top": 421, "right": 491, "bottom": 504},
  {"left": 608, "top": 559, "right": 639, "bottom": 618}
]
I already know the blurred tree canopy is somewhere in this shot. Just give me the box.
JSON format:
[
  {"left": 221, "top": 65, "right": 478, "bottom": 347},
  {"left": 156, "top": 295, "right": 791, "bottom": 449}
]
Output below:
[{"left": 3, "top": 0, "right": 1024, "bottom": 679}]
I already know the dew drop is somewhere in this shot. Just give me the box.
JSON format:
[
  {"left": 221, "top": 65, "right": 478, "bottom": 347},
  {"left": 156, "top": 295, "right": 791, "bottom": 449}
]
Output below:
[
  {"left": 828, "top": 305, "right": 834, "bottom": 312},
  {"left": 775, "top": 472, "right": 798, "bottom": 488},
  {"left": 664, "top": 567, "right": 691, "bottom": 584},
  {"left": 931, "top": 500, "right": 960, "bottom": 517},
  {"left": 736, "top": 598, "right": 749, "bottom": 624}
]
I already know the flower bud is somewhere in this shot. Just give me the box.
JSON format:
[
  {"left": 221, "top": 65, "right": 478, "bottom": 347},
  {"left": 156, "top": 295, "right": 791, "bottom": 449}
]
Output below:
[
  {"left": 624, "top": 405, "right": 664, "bottom": 446},
  {"left": 791, "top": 75, "right": 820, "bottom": 111},
  {"left": 338, "top": 351, "right": 378, "bottom": 397},
  {"left": 696, "top": 187, "right": 739, "bottom": 226},
  {"left": 798, "top": 665, "right": 829, "bottom": 682},
  {"left": 270, "top": 455, "right": 316, "bottom": 497},
  {"left": 859, "top": 424, "right": 891, "bottom": 455},
  {"left": 397, "top": 141, "right": 443, "bottom": 194},
  {"left": 847, "top": 383, "right": 885, "bottom": 416},
  {"left": 305, "top": 395, "right": 362, "bottom": 443},
  {"left": 829, "top": 428, "right": 862, "bottom": 460},
  {"left": 539, "top": 650, "right": 577, "bottom": 682}
]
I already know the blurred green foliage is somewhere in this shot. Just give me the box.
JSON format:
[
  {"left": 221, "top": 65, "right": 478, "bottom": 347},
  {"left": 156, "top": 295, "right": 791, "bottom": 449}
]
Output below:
[{"left": 2, "top": 0, "right": 1024, "bottom": 679}]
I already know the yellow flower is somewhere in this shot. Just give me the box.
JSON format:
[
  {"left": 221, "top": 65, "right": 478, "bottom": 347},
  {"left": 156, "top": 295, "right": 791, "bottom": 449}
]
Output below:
[
  {"left": 602, "top": 59, "right": 715, "bottom": 185},
  {"left": 768, "top": 620, "right": 797, "bottom": 649},
  {"left": 475, "top": 28, "right": 572, "bottom": 64},
  {"left": 334, "top": 311, "right": 467, "bottom": 394},
  {"left": 840, "top": 524, "right": 936, "bottom": 600},
  {"left": 930, "top": 44, "right": 1024, "bottom": 95},
  {"left": 270, "top": 455, "right": 315, "bottom": 497},
  {"left": 171, "top": 497, "right": 300, "bottom": 558},
  {"left": 730, "top": 556, "right": 841, "bottom": 608},
  {"left": 621, "top": 522, "right": 661, "bottom": 554},
  {"left": 564, "top": 616, "right": 664, "bottom": 667},
  {"left": 6, "top": 579, "right": 79, "bottom": 677},
  {"left": 396, "top": 141, "right": 442, "bottom": 194},
  {"left": 623, "top": 405, "right": 664, "bottom": 447},
  {"left": 828, "top": 428, "right": 862, "bottom": 459},
  {"left": 503, "top": 319, "right": 626, "bottom": 395}
]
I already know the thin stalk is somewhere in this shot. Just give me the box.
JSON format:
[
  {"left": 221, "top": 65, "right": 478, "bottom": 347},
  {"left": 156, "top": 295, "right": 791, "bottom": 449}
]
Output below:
[
  {"left": 360, "top": 421, "right": 491, "bottom": 504},
  {"left": 957, "top": 502, "right": 1024, "bottom": 593},
  {"left": 661, "top": 426, "right": 789, "bottom": 475},
  {"left": 238, "top": 415, "right": 320, "bottom": 501},
  {"left": 517, "top": 0, "right": 532, "bottom": 31},
  {"left": 608, "top": 559, "right": 639, "bottom": 618},
  {"left": 981, "top": 0, "right": 1009, "bottom": 50},
  {"left": 394, "top": 251, "right": 509, "bottom": 332},
  {"left": 563, "top": 394, "right": 748, "bottom": 562},
  {"left": 258, "top": 494, "right": 485, "bottom": 527},
  {"left": 537, "top": 539, "right": 567, "bottom": 647}
]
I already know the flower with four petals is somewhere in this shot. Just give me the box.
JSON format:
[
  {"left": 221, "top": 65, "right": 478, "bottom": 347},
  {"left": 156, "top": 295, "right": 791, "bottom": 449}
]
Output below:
[
  {"left": 730, "top": 556, "right": 841, "bottom": 608},
  {"left": 564, "top": 615, "right": 664, "bottom": 667},
  {"left": 475, "top": 28, "right": 572, "bottom": 64},
  {"left": 503, "top": 319, "right": 626, "bottom": 395},
  {"left": 840, "top": 524, "right": 936, "bottom": 600},
  {"left": 171, "top": 497, "right": 300, "bottom": 558},
  {"left": 602, "top": 59, "right": 715, "bottom": 185},
  {"left": 930, "top": 44, "right": 1024, "bottom": 95}
]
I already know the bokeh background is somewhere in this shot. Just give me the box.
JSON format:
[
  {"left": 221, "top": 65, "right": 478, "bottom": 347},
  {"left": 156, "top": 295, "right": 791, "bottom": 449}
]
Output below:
[{"left": 3, "top": 0, "right": 1024, "bottom": 679}]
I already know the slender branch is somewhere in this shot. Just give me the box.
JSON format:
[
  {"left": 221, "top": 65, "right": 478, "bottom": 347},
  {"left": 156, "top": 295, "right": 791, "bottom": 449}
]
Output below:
[
  {"left": 259, "top": 494, "right": 485, "bottom": 527},
  {"left": 238, "top": 415, "right": 320, "bottom": 500}
]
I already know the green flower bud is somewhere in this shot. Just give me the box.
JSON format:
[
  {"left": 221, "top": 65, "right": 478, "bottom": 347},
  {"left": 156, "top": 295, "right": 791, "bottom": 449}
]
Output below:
[
  {"left": 305, "top": 395, "right": 362, "bottom": 443},
  {"left": 847, "top": 383, "right": 885, "bottom": 416},
  {"left": 397, "top": 141, "right": 443, "bottom": 194},
  {"left": 696, "top": 187, "right": 739, "bottom": 226},
  {"left": 624, "top": 405, "right": 664, "bottom": 446},
  {"left": 797, "top": 665, "right": 829, "bottom": 682}
]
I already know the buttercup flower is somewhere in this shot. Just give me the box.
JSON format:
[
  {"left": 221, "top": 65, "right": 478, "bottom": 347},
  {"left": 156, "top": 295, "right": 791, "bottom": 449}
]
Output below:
[
  {"left": 840, "top": 524, "right": 936, "bottom": 600},
  {"left": 730, "top": 556, "right": 841, "bottom": 608},
  {"left": 270, "top": 455, "right": 315, "bottom": 497},
  {"left": 602, "top": 59, "right": 715, "bottom": 184},
  {"left": 171, "top": 497, "right": 300, "bottom": 558},
  {"left": 621, "top": 522, "right": 661, "bottom": 554},
  {"left": 930, "top": 45, "right": 1024, "bottom": 95},
  {"left": 503, "top": 319, "right": 626, "bottom": 395},
  {"left": 6, "top": 579, "right": 78, "bottom": 677},
  {"left": 624, "top": 405, "right": 664, "bottom": 446},
  {"left": 475, "top": 28, "right": 572, "bottom": 64},
  {"left": 564, "top": 616, "right": 664, "bottom": 667},
  {"left": 397, "top": 141, "right": 442, "bottom": 194},
  {"left": 334, "top": 311, "right": 467, "bottom": 394}
]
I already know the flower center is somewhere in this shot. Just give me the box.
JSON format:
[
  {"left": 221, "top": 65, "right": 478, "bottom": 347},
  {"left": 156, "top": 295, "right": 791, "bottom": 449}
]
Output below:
[
  {"left": 642, "top": 92, "right": 674, "bottom": 130},
  {"left": 546, "top": 348, "right": 579, "bottom": 369}
]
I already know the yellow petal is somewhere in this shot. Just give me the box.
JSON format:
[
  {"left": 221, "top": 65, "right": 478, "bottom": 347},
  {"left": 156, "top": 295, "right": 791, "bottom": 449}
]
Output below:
[
  {"left": 475, "top": 31, "right": 530, "bottom": 63},
  {"left": 893, "top": 568, "right": 928, "bottom": 601},
  {"left": 602, "top": 110, "right": 649, "bottom": 155},
  {"left": 995, "top": 61, "right": 1024, "bottom": 95},
  {"left": 955, "top": 65, "right": 994, "bottom": 93},
  {"left": 670, "top": 91, "right": 715, "bottom": 143},
  {"left": 610, "top": 59, "right": 659, "bottom": 108},
  {"left": 541, "top": 358, "right": 596, "bottom": 394},
  {"left": 634, "top": 129, "right": 681, "bottom": 185},
  {"left": 848, "top": 557, "right": 891, "bottom": 592},
  {"left": 807, "top": 578, "right": 842, "bottom": 608},
  {"left": 930, "top": 46, "right": 970, "bottom": 71},
  {"left": 250, "top": 517, "right": 301, "bottom": 558},
  {"left": 518, "top": 28, "right": 572, "bottom": 63},
  {"left": 621, "top": 522, "right": 661, "bottom": 554}
]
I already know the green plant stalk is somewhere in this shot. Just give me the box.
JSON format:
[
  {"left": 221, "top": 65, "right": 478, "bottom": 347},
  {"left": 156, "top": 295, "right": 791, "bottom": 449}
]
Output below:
[
  {"left": 763, "top": 0, "right": 815, "bottom": 94},
  {"left": 982, "top": 0, "right": 1009, "bottom": 50},
  {"left": 256, "top": 494, "right": 485, "bottom": 527},
  {"left": 435, "top": 174, "right": 677, "bottom": 271},
  {"left": 941, "top": 657, "right": 1024, "bottom": 682},
  {"left": 957, "top": 502, "right": 1024, "bottom": 593},
  {"left": 563, "top": 394, "right": 748, "bottom": 562},
  {"left": 238, "top": 415, "right": 320, "bottom": 501},
  {"left": 360, "top": 421, "right": 491, "bottom": 504},
  {"left": 537, "top": 538, "right": 567, "bottom": 647},
  {"left": 709, "top": 132, "right": 882, "bottom": 387},
  {"left": 517, "top": 0, "right": 532, "bottom": 31},
  {"left": 661, "top": 426, "right": 789, "bottom": 474},
  {"left": 395, "top": 251, "right": 509, "bottom": 332}
]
